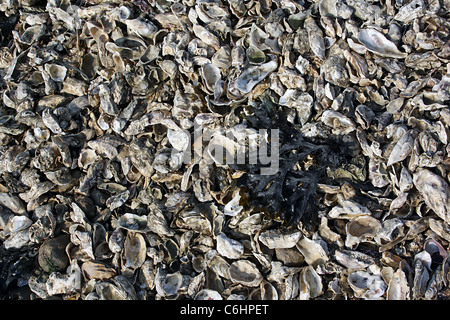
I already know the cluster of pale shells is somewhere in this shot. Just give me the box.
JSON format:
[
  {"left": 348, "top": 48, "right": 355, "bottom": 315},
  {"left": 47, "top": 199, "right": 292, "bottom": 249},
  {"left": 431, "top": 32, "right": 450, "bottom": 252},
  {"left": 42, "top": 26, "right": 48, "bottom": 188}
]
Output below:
[{"left": 0, "top": 0, "right": 449, "bottom": 300}]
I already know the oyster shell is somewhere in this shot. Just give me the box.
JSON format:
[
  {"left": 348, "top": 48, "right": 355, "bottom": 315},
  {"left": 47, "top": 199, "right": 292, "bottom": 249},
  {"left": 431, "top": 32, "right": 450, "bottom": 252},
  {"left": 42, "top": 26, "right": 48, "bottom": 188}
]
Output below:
[
  {"left": 335, "top": 250, "right": 375, "bottom": 269},
  {"left": 44, "top": 64, "right": 67, "bottom": 83},
  {"left": 358, "top": 28, "right": 407, "bottom": 59},
  {"left": 121, "top": 232, "right": 146, "bottom": 276},
  {"left": 258, "top": 229, "right": 302, "bottom": 249},
  {"left": 195, "top": 289, "right": 223, "bottom": 300},
  {"left": 82, "top": 261, "right": 116, "bottom": 281},
  {"left": 321, "top": 110, "right": 356, "bottom": 135},
  {"left": 304, "top": 17, "right": 326, "bottom": 60},
  {"left": 387, "top": 130, "right": 416, "bottom": 166},
  {"left": 296, "top": 237, "right": 329, "bottom": 267},
  {"left": 216, "top": 232, "right": 244, "bottom": 260},
  {"left": 299, "top": 266, "right": 323, "bottom": 300},
  {"left": 155, "top": 268, "right": 183, "bottom": 297},
  {"left": 386, "top": 268, "right": 410, "bottom": 300},
  {"left": 235, "top": 60, "right": 278, "bottom": 94},
  {"left": 348, "top": 270, "right": 387, "bottom": 299},
  {"left": 229, "top": 260, "right": 263, "bottom": 287},
  {"left": 413, "top": 169, "right": 450, "bottom": 223},
  {"left": 345, "top": 215, "right": 381, "bottom": 249}
]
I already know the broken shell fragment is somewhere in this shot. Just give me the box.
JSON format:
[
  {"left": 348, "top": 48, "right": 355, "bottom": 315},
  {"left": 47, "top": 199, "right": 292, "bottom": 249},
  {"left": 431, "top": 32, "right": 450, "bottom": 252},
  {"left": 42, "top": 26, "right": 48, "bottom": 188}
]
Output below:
[
  {"left": 328, "top": 200, "right": 371, "bottom": 219},
  {"left": 0, "top": 193, "right": 27, "bottom": 215},
  {"left": 321, "top": 110, "right": 356, "bottom": 135}
]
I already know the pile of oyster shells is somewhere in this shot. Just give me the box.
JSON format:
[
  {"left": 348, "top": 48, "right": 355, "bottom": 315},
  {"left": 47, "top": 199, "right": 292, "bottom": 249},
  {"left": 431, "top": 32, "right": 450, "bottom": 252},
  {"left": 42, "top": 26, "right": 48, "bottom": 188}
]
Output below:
[{"left": 0, "top": 0, "right": 449, "bottom": 300}]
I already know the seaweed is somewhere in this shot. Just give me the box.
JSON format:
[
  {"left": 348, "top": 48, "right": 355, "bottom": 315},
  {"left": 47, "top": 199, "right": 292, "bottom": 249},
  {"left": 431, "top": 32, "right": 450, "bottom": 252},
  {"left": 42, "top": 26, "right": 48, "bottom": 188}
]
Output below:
[
  {"left": 231, "top": 104, "right": 348, "bottom": 227},
  {"left": 0, "top": 12, "right": 18, "bottom": 47}
]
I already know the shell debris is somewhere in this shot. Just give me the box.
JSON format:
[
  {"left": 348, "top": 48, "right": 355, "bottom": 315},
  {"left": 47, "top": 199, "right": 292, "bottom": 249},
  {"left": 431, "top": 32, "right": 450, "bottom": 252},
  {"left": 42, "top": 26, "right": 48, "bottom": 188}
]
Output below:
[{"left": 0, "top": 0, "right": 450, "bottom": 300}]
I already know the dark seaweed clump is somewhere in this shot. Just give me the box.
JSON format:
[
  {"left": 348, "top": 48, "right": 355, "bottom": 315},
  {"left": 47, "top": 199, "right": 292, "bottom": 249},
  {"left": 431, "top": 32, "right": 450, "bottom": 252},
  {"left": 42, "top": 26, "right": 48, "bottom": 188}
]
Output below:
[
  {"left": 0, "top": 246, "right": 35, "bottom": 300},
  {"left": 231, "top": 104, "right": 350, "bottom": 228},
  {"left": 0, "top": 12, "right": 18, "bottom": 47}
]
